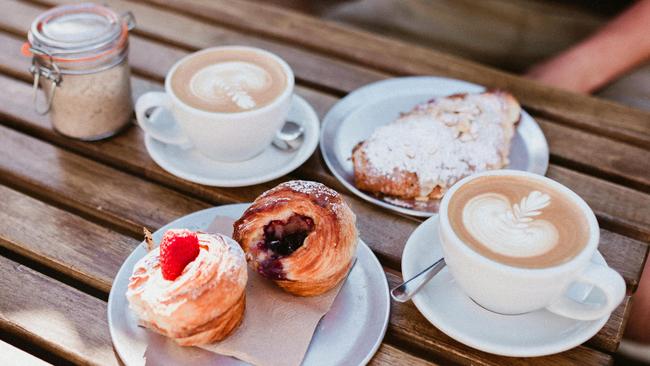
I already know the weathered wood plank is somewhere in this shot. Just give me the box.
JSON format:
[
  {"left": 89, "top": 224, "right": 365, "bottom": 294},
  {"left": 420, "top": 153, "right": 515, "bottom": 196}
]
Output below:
[
  {"left": 0, "top": 122, "right": 210, "bottom": 239},
  {"left": 0, "top": 256, "right": 118, "bottom": 366},
  {"left": 370, "top": 344, "right": 439, "bottom": 366},
  {"left": 540, "top": 119, "right": 650, "bottom": 193},
  {"left": 139, "top": 0, "right": 650, "bottom": 149},
  {"left": 0, "top": 340, "right": 52, "bottom": 366},
  {"left": 0, "top": 183, "right": 138, "bottom": 292}
]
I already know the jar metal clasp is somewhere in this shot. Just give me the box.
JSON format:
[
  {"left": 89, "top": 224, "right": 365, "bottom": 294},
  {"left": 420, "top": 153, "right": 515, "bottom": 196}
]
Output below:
[{"left": 28, "top": 46, "right": 61, "bottom": 115}]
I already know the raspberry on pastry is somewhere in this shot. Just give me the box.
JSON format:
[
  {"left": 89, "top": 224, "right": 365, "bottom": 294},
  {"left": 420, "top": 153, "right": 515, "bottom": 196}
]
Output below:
[
  {"left": 127, "top": 230, "right": 247, "bottom": 346},
  {"left": 352, "top": 90, "right": 520, "bottom": 202},
  {"left": 233, "top": 180, "right": 358, "bottom": 296}
]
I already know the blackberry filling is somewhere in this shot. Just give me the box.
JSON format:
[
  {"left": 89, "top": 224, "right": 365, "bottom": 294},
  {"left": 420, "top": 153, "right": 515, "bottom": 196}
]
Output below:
[{"left": 255, "top": 214, "right": 314, "bottom": 279}]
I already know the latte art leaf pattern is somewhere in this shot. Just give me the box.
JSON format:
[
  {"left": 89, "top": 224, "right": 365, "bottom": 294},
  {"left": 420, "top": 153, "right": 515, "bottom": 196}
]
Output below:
[
  {"left": 215, "top": 79, "right": 256, "bottom": 110},
  {"left": 190, "top": 62, "right": 272, "bottom": 110},
  {"left": 505, "top": 190, "right": 551, "bottom": 228},
  {"left": 462, "top": 191, "right": 559, "bottom": 258}
]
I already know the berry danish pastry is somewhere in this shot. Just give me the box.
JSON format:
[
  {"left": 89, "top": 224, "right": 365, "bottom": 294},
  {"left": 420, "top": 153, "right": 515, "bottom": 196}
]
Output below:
[{"left": 233, "top": 181, "right": 358, "bottom": 296}]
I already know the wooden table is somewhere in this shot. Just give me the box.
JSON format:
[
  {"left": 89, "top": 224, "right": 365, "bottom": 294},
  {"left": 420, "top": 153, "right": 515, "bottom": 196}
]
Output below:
[{"left": 0, "top": 1, "right": 648, "bottom": 365}]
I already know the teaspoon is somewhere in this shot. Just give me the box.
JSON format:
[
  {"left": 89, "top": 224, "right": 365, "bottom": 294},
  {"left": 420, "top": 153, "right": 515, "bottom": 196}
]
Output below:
[
  {"left": 391, "top": 258, "right": 446, "bottom": 302},
  {"left": 272, "top": 121, "right": 304, "bottom": 151}
]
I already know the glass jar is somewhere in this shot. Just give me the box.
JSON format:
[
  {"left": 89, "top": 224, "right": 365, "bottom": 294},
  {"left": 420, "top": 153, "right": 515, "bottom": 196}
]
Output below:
[{"left": 24, "top": 3, "right": 136, "bottom": 141}]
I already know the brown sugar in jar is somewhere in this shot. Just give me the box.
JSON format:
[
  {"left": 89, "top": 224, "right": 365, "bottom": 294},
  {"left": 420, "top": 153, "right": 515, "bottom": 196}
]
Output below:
[{"left": 26, "top": 3, "right": 136, "bottom": 140}]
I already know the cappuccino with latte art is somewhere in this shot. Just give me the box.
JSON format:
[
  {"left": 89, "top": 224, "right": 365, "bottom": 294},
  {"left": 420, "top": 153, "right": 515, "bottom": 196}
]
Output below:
[
  {"left": 438, "top": 170, "right": 625, "bottom": 318},
  {"left": 448, "top": 175, "right": 590, "bottom": 268},
  {"left": 171, "top": 48, "right": 288, "bottom": 113},
  {"left": 135, "top": 46, "right": 294, "bottom": 161}
]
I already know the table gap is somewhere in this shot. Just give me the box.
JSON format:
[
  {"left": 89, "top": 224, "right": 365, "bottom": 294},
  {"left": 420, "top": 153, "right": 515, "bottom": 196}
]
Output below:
[
  {"left": 549, "top": 154, "right": 650, "bottom": 195},
  {"left": 0, "top": 243, "right": 108, "bottom": 301},
  {"left": 0, "top": 168, "right": 146, "bottom": 238},
  {"left": 526, "top": 107, "right": 650, "bottom": 151},
  {"left": 0, "top": 328, "right": 74, "bottom": 366}
]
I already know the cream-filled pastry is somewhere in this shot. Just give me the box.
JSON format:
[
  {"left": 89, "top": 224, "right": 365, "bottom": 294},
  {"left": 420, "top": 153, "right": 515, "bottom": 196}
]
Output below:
[{"left": 127, "top": 229, "right": 247, "bottom": 346}]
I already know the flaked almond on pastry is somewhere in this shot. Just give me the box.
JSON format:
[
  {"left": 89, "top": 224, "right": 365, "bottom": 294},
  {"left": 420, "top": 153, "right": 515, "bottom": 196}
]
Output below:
[
  {"left": 233, "top": 180, "right": 358, "bottom": 296},
  {"left": 352, "top": 90, "right": 520, "bottom": 202},
  {"left": 126, "top": 229, "right": 247, "bottom": 346}
]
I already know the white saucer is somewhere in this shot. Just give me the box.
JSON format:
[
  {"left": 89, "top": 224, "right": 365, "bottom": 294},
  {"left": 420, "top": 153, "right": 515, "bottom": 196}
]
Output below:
[
  {"left": 108, "top": 204, "right": 390, "bottom": 366},
  {"left": 144, "top": 95, "right": 320, "bottom": 187},
  {"left": 401, "top": 216, "right": 610, "bottom": 357}
]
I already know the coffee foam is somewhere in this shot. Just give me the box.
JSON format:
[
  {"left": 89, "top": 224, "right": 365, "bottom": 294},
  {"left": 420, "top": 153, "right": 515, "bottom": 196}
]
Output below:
[
  {"left": 190, "top": 62, "right": 270, "bottom": 110},
  {"left": 449, "top": 175, "right": 590, "bottom": 268},
  {"left": 171, "top": 49, "right": 287, "bottom": 113},
  {"left": 462, "top": 191, "right": 559, "bottom": 258}
]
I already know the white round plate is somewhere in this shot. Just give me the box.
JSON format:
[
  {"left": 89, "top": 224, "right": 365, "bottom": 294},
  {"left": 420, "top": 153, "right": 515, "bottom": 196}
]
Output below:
[
  {"left": 108, "top": 203, "right": 390, "bottom": 366},
  {"left": 145, "top": 95, "right": 319, "bottom": 187},
  {"left": 401, "top": 216, "right": 610, "bottom": 357},
  {"left": 320, "top": 76, "right": 549, "bottom": 217}
]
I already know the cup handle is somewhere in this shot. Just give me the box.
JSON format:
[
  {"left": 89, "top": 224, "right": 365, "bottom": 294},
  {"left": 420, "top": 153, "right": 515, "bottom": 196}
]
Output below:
[
  {"left": 135, "top": 91, "right": 191, "bottom": 146},
  {"left": 546, "top": 263, "right": 626, "bottom": 321}
]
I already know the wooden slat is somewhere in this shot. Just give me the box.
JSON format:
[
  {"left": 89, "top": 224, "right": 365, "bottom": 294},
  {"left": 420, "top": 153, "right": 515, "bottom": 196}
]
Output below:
[
  {"left": 370, "top": 344, "right": 439, "bottom": 366},
  {"left": 0, "top": 182, "right": 140, "bottom": 292},
  {"left": 0, "top": 184, "right": 613, "bottom": 365},
  {"left": 0, "top": 256, "right": 118, "bottom": 366},
  {"left": 0, "top": 119, "right": 210, "bottom": 238},
  {"left": 140, "top": 0, "right": 650, "bottom": 149},
  {"left": 0, "top": 340, "right": 52, "bottom": 366},
  {"left": 540, "top": 119, "right": 650, "bottom": 193}
]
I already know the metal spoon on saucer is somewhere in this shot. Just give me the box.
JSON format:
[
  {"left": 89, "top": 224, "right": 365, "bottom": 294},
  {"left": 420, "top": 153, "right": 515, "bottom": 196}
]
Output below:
[
  {"left": 391, "top": 258, "right": 446, "bottom": 302},
  {"left": 272, "top": 121, "right": 304, "bottom": 151}
]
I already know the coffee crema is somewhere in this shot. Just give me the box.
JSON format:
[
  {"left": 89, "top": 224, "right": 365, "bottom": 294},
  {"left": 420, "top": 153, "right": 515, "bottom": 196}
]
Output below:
[
  {"left": 448, "top": 175, "right": 590, "bottom": 269},
  {"left": 171, "top": 49, "right": 287, "bottom": 113}
]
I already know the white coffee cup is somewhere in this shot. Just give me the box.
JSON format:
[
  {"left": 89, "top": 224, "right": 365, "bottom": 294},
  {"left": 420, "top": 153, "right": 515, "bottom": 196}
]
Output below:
[
  {"left": 439, "top": 170, "right": 625, "bottom": 320},
  {"left": 135, "top": 46, "right": 295, "bottom": 162}
]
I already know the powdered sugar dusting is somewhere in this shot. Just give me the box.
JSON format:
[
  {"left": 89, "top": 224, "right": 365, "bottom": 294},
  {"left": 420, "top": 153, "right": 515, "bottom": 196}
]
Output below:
[
  {"left": 361, "top": 93, "right": 516, "bottom": 197},
  {"left": 278, "top": 180, "right": 345, "bottom": 214}
]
